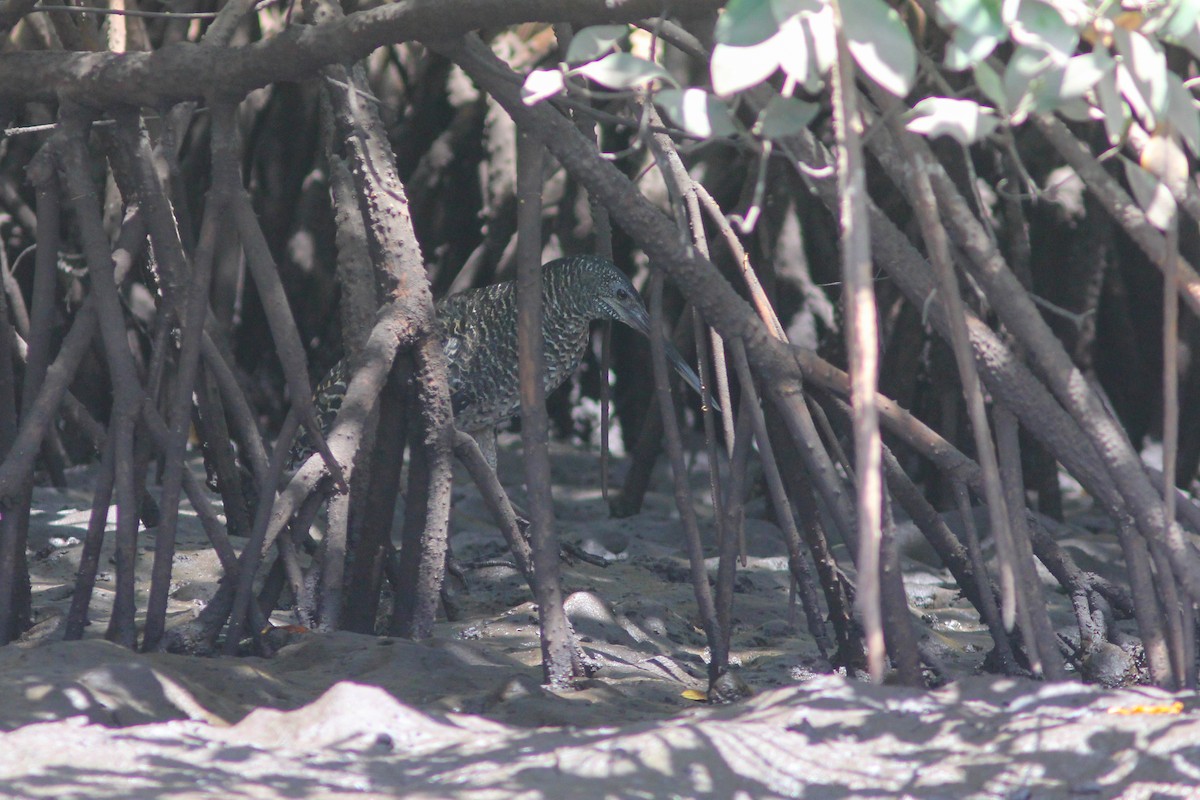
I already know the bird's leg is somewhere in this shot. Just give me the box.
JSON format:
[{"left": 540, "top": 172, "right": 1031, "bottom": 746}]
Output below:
[
  {"left": 461, "top": 429, "right": 604, "bottom": 567},
  {"left": 452, "top": 428, "right": 534, "bottom": 575},
  {"left": 437, "top": 428, "right": 499, "bottom": 604},
  {"left": 469, "top": 428, "right": 536, "bottom": 525},
  {"left": 463, "top": 427, "right": 545, "bottom": 557},
  {"left": 439, "top": 556, "right": 466, "bottom": 622}
]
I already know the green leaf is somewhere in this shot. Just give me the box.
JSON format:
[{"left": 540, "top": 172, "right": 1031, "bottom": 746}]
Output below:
[
  {"left": 1179, "top": 23, "right": 1200, "bottom": 61},
  {"left": 773, "top": 0, "right": 822, "bottom": 18},
  {"left": 807, "top": 4, "right": 839, "bottom": 84},
  {"left": 1167, "top": 70, "right": 1200, "bottom": 158},
  {"left": 1141, "top": 129, "right": 1189, "bottom": 202},
  {"left": 715, "top": 0, "right": 821, "bottom": 46},
  {"left": 711, "top": 38, "right": 782, "bottom": 96},
  {"left": 522, "top": 68, "right": 565, "bottom": 105},
  {"left": 1003, "top": 46, "right": 1052, "bottom": 123},
  {"left": 906, "top": 97, "right": 999, "bottom": 144},
  {"left": 1113, "top": 28, "right": 1168, "bottom": 125},
  {"left": 572, "top": 53, "right": 675, "bottom": 90},
  {"left": 565, "top": 25, "right": 628, "bottom": 64},
  {"left": 945, "top": 28, "right": 1005, "bottom": 71},
  {"left": 775, "top": 14, "right": 811, "bottom": 86},
  {"left": 1123, "top": 156, "right": 1176, "bottom": 230},
  {"left": 1160, "top": 0, "right": 1200, "bottom": 40},
  {"left": 1012, "top": 0, "right": 1077, "bottom": 61},
  {"left": 1056, "top": 98, "right": 1093, "bottom": 122},
  {"left": 1094, "top": 66, "right": 1129, "bottom": 146},
  {"left": 756, "top": 95, "right": 820, "bottom": 138},
  {"left": 656, "top": 89, "right": 739, "bottom": 138},
  {"left": 1060, "top": 51, "right": 1111, "bottom": 100},
  {"left": 939, "top": 0, "right": 1006, "bottom": 70},
  {"left": 841, "top": 0, "right": 917, "bottom": 97},
  {"left": 1028, "top": 66, "right": 1066, "bottom": 114},
  {"left": 973, "top": 61, "right": 1006, "bottom": 109},
  {"left": 939, "top": 0, "right": 1003, "bottom": 36},
  {"left": 715, "top": 0, "right": 780, "bottom": 46}
]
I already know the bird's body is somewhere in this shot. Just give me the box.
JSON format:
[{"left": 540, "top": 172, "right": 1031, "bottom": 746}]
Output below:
[
  {"left": 441, "top": 256, "right": 641, "bottom": 433},
  {"left": 294, "top": 255, "right": 702, "bottom": 466}
]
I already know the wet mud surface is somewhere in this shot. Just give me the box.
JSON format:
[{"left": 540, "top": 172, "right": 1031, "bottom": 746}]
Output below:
[{"left": 3, "top": 439, "right": 1198, "bottom": 798}]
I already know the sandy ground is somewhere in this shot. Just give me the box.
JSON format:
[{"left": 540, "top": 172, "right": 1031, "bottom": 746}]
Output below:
[{"left": 2, "top": 437, "right": 1199, "bottom": 798}]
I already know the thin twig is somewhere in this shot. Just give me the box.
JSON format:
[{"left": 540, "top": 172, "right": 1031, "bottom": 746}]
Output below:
[
  {"left": 648, "top": 270, "right": 726, "bottom": 689},
  {"left": 0, "top": 232, "right": 23, "bottom": 643},
  {"left": 63, "top": 437, "right": 116, "bottom": 640},
  {"left": 730, "top": 340, "right": 829, "bottom": 657},
  {"left": 874, "top": 91, "right": 1019, "bottom": 633},
  {"left": 515, "top": 128, "right": 576, "bottom": 686},
  {"left": 139, "top": 105, "right": 224, "bottom": 651},
  {"left": 995, "top": 405, "right": 1067, "bottom": 679},
  {"left": 647, "top": 110, "right": 730, "bottom": 557},
  {"left": 0, "top": 147, "right": 59, "bottom": 643},
  {"left": 223, "top": 408, "right": 302, "bottom": 654},
  {"left": 57, "top": 107, "right": 144, "bottom": 649},
  {"left": 32, "top": 0, "right": 274, "bottom": 19},
  {"left": 830, "top": 0, "right": 885, "bottom": 682}
]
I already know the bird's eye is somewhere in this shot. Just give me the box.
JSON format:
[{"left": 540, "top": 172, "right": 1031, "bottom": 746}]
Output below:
[{"left": 615, "top": 288, "right": 629, "bottom": 300}]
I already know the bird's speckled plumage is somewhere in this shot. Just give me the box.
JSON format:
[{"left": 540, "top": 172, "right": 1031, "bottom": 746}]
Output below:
[
  {"left": 293, "top": 255, "right": 702, "bottom": 465},
  {"left": 441, "top": 255, "right": 653, "bottom": 432}
]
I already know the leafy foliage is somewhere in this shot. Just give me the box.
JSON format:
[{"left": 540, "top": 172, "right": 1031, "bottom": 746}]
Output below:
[{"left": 522, "top": 0, "right": 1200, "bottom": 227}]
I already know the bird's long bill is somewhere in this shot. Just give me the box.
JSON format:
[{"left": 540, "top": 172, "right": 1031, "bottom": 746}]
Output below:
[{"left": 608, "top": 297, "right": 715, "bottom": 409}]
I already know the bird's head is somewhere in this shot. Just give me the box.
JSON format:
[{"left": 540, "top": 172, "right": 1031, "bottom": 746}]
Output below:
[
  {"left": 550, "top": 255, "right": 712, "bottom": 405},
  {"left": 584, "top": 260, "right": 652, "bottom": 333},
  {"left": 540, "top": 255, "right": 648, "bottom": 329}
]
